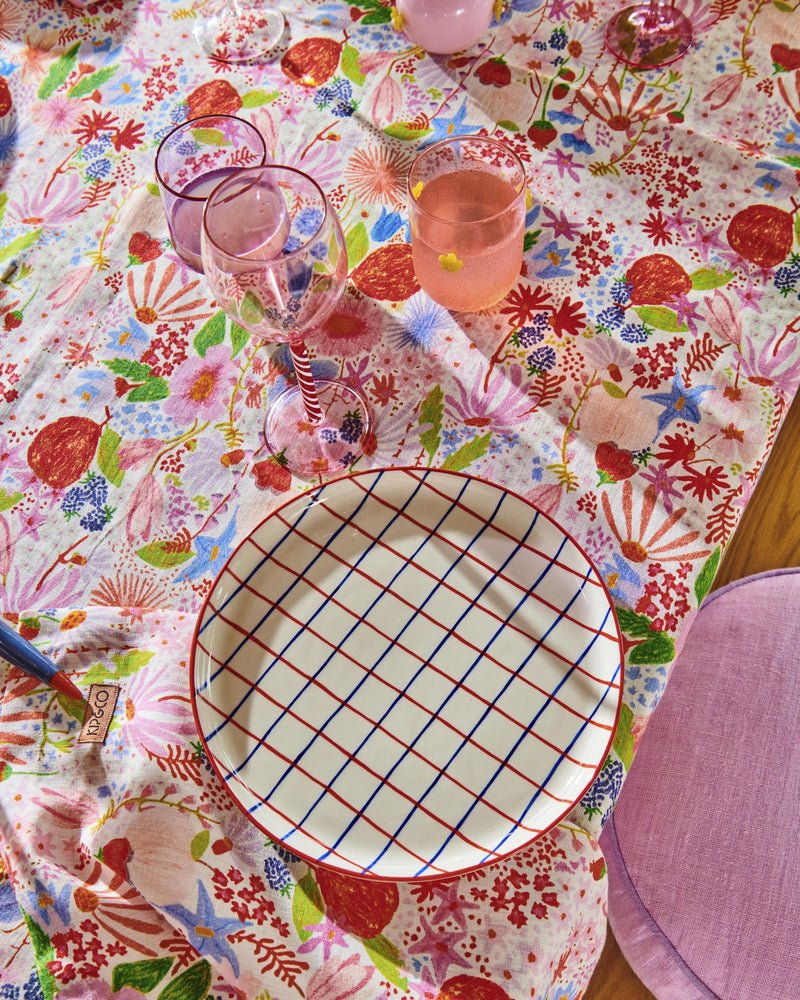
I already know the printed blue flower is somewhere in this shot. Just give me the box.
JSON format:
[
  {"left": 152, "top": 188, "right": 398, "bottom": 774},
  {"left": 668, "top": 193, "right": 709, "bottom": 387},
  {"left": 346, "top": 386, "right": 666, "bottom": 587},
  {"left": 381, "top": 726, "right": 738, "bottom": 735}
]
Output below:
[{"left": 164, "top": 881, "right": 247, "bottom": 976}]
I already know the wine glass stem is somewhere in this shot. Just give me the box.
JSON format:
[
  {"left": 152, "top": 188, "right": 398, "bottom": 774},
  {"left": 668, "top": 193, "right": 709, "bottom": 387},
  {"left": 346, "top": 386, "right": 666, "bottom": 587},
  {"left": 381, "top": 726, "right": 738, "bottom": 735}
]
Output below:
[
  {"left": 645, "top": 0, "right": 664, "bottom": 27},
  {"left": 289, "top": 341, "right": 325, "bottom": 424}
]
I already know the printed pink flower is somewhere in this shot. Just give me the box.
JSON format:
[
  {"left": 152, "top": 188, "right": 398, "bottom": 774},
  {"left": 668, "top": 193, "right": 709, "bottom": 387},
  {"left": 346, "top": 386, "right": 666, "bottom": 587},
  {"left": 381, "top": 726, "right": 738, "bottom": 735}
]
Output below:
[
  {"left": 115, "top": 663, "right": 196, "bottom": 757},
  {"left": 370, "top": 75, "right": 404, "bottom": 128},
  {"left": 306, "top": 953, "right": 383, "bottom": 1000},
  {"left": 445, "top": 364, "right": 537, "bottom": 433},
  {"left": 10, "top": 171, "right": 84, "bottom": 226},
  {"left": 704, "top": 291, "right": 742, "bottom": 347},
  {"left": 163, "top": 344, "right": 237, "bottom": 424},
  {"left": 702, "top": 73, "right": 743, "bottom": 110},
  {"left": 311, "top": 294, "right": 385, "bottom": 358},
  {"left": 125, "top": 473, "right": 164, "bottom": 544}
]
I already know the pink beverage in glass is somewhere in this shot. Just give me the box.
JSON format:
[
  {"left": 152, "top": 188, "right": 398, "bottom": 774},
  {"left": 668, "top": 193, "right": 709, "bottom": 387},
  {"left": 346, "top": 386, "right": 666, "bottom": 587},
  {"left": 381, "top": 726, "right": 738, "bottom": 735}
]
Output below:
[
  {"left": 396, "top": 0, "right": 495, "bottom": 54},
  {"left": 155, "top": 116, "right": 267, "bottom": 272},
  {"left": 408, "top": 136, "right": 527, "bottom": 312}
]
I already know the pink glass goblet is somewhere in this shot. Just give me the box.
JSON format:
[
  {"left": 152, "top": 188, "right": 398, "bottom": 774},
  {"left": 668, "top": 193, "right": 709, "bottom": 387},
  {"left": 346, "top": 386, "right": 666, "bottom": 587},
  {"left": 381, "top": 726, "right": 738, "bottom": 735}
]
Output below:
[
  {"left": 201, "top": 165, "right": 373, "bottom": 477},
  {"left": 605, "top": 0, "right": 693, "bottom": 69}
]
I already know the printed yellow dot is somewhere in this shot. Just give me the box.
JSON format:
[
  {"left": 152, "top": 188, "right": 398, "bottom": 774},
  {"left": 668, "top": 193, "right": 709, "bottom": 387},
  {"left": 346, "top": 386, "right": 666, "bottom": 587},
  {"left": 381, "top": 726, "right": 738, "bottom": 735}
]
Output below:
[
  {"left": 526, "top": 187, "right": 533, "bottom": 210},
  {"left": 439, "top": 252, "right": 464, "bottom": 273},
  {"left": 492, "top": 0, "right": 503, "bottom": 19},
  {"left": 390, "top": 6, "right": 404, "bottom": 30},
  {"left": 411, "top": 180, "right": 424, "bottom": 199}
]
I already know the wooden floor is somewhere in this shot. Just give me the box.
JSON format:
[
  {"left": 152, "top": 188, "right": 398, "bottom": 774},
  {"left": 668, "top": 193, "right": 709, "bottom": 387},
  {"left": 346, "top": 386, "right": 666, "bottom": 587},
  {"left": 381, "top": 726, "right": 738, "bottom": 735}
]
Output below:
[{"left": 583, "top": 390, "right": 800, "bottom": 1000}]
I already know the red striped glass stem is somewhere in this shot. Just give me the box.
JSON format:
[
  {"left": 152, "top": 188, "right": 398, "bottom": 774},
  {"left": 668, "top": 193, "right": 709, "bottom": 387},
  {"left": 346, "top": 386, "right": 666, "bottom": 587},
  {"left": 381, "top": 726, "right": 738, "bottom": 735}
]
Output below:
[{"left": 289, "top": 341, "right": 324, "bottom": 424}]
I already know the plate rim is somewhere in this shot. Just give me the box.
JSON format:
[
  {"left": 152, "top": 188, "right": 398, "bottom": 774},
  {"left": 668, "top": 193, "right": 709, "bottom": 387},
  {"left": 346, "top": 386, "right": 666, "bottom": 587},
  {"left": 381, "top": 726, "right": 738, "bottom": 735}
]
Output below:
[{"left": 189, "top": 465, "right": 624, "bottom": 881}]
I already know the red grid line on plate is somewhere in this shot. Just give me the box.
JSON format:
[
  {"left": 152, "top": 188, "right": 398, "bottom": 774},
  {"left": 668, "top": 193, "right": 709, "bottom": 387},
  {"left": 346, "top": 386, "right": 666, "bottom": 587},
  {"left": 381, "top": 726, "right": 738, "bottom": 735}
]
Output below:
[
  {"left": 195, "top": 687, "right": 462, "bottom": 874},
  {"left": 278, "top": 509, "right": 619, "bottom": 694},
  {"left": 200, "top": 588, "right": 575, "bottom": 820},
  {"left": 342, "top": 474, "right": 620, "bottom": 651},
  {"left": 253, "top": 532, "right": 613, "bottom": 744}
]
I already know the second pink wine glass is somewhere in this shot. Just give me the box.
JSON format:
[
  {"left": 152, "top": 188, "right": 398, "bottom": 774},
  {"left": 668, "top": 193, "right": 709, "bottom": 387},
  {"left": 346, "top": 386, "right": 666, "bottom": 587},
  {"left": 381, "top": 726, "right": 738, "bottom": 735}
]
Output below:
[
  {"left": 201, "top": 165, "right": 373, "bottom": 477},
  {"left": 605, "top": 0, "right": 693, "bottom": 69}
]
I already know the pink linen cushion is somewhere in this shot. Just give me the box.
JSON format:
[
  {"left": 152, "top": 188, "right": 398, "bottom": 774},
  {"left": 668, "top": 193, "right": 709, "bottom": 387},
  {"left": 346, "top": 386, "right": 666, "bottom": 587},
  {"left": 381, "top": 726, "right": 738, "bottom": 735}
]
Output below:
[{"left": 601, "top": 568, "right": 800, "bottom": 1000}]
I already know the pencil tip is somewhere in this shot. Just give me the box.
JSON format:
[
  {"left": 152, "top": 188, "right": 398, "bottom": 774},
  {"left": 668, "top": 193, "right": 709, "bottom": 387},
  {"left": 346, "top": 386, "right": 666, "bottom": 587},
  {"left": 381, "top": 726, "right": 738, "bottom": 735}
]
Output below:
[{"left": 51, "top": 672, "right": 84, "bottom": 702}]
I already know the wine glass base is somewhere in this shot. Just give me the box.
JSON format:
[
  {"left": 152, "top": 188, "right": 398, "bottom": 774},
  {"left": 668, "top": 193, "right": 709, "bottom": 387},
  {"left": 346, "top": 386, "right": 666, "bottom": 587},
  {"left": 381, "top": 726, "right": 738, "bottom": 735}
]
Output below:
[
  {"left": 605, "top": 4, "right": 693, "bottom": 68},
  {"left": 264, "top": 379, "right": 373, "bottom": 478},
  {"left": 194, "top": 0, "right": 286, "bottom": 63}
]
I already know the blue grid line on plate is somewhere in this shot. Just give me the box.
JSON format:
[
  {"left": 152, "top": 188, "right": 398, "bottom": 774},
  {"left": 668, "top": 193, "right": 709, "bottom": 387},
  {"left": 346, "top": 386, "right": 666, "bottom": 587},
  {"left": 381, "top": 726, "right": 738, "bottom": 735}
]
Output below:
[
  {"left": 194, "top": 689, "right": 453, "bottom": 875},
  {"left": 365, "top": 529, "right": 590, "bottom": 874},
  {"left": 356, "top": 471, "right": 620, "bottom": 651},
  {"left": 320, "top": 485, "right": 549, "bottom": 867},
  {"left": 193, "top": 657, "right": 489, "bottom": 860},
  {"left": 198, "top": 576, "right": 551, "bottom": 846},
  {"left": 483, "top": 656, "right": 623, "bottom": 867},
  {"left": 343, "top": 476, "right": 619, "bottom": 690},
  {"left": 403, "top": 468, "right": 607, "bottom": 591},
  {"left": 279, "top": 473, "right": 504, "bottom": 845},
  {"left": 199, "top": 472, "right": 391, "bottom": 743},
  {"left": 258, "top": 540, "right": 602, "bottom": 767},
  {"left": 416, "top": 564, "right": 615, "bottom": 874}
]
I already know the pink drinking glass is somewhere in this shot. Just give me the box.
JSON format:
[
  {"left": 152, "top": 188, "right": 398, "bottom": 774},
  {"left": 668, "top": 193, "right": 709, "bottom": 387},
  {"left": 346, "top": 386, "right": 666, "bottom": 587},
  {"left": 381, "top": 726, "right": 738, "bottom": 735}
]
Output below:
[
  {"left": 605, "top": 0, "right": 693, "bottom": 68},
  {"left": 155, "top": 116, "right": 268, "bottom": 272},
  {"left": 201, "top": 165, "right": 373, "bottom": 477}
]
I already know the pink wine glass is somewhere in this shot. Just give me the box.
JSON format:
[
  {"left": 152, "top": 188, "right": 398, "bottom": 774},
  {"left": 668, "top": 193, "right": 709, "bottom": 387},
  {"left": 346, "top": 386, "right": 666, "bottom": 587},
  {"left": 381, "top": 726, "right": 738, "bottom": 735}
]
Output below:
[
  {"left": 201, "top": 165, "right": 373, "bottom": 477},
  {"left": 605, "top": 0, "right": 693, "bottom": 68}
]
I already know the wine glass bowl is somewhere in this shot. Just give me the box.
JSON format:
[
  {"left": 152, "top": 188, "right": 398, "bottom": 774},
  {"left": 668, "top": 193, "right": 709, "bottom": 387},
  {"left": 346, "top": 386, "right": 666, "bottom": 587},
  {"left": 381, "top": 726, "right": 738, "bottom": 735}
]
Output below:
[
  {"left": 605, "top": 0, "right": 693, "bottom": 69},
  {"left": 155, "top": 116, "right": 268, "bottom": 272},
  {"left": 201, "top": 165, "right": 373, "bottom": 477}
]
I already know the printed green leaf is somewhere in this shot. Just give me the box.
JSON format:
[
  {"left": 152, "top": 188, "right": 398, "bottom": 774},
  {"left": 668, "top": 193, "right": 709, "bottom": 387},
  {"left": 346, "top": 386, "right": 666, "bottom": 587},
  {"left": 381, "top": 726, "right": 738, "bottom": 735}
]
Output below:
[
  {"left": 240, "top": 289, "right": 265, "bottom": 326},
  {"left": 602, "top": 380, "right": 627, "bottom": 398},
  {"left": 292, "top": 870, "right": 324, "bottom": 942},
  {"left": 137, "top": 540, "right": 195, "bottom": 568},
  {"left": 84, "top": 648, "right": 154, "bottom": 684},
  {"left": 146, "top": 181, "right": 160, "bottom": 197},
  {"left": 689, "top": 266, "right": 734, "bottom": 290},
  {"left": 68, "top": 66, "right": 117, "bottom": 98},
  {"left": 57, "top": 689, "right": 87, "bottom": 723},
  {"left": 523, "top": 229, "right": 541, "bottom": 252},
  {"left": 384, "top": 123, "right": 433, "bottom": 141},
  {"left": 0, "top": 488, "right": 23, "bottom": 512},
  {"left": 97, "top": 427, "right": 124, "bottom": 488},
  {"left": 441, "top": 431, "right": 492, "bottom": 472},
  {"left": 773, "top": 1, "right": 794, "bottom": 11},
  {"left": 341, "top": 43, "right": 366, "bottom": 85},
  {"left": 103, "top": 358, "right": 154, "bottom": 379},
  {"left": 230, "top": 321, "right": 250, "bottom": 357},
  {"left": 628, "top": 631, "right": 675, "bottom": 665},
  {"left": 361, "top": 7, "right": 392, "bottom": 22},
  {"left": 779, "top": 154, "right": 800, "bottom": 168},
  {"left": 0, "top": 191, "right": 7, "bottom": 225},
  {"left": 345, "top": 221, "right": 370, "bottom": 269},
  {"left": 241, "top": 88, "right": 280, "bottom": 107},
  {"left": 694, "top": 546, "right": 721, "bottom": 605},
  {"left": 112, "top": 957, "right": 174, "bottom": 995},
  {"left": 363, "top": 933, "right": 408, "bottom": 991},
  {"left": 157, "top": 960, "right": 212, "bottom": 1000},
  {"left": 612, "top": 703, "right": 635, "bottom": 771},
  {"left": 418, "top": 384, "right": 444, "bottom": 462},
  {"left": 191, "top": 829, "right": 210, "bottom": 860},
  {"left": 190, "top": 126, "right": 226, "bottom": 147},
  {"left": 20, "top": 910, "right": 57, "bottom": 1000},
  {"left": 497, "top": 119, "right": 520, "bottom": 132},
  {"left": 634, "top": 305, "right": 687, "bottom": 333},
  {"left": 127, "top": 377, "right": 170, "bottom": 402},
  {"left": 38, "top": 41, "right": 81, "bottom": 100},
  {"left": 615, "top": 607, "right": 655, "bottom": 638},
  {"left": 0, "top": 229, "right": 43, "bottom": 264},
  {"left": 194, "top": 310, "right": 227, "bottom": 357}
]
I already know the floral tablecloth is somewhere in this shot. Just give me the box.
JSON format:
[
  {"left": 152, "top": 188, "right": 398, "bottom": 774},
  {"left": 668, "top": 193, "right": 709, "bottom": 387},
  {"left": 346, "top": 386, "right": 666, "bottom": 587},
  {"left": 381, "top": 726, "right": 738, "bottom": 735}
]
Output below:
[{"left": 1, "top": 0, "right": 799, "bottom": 997}]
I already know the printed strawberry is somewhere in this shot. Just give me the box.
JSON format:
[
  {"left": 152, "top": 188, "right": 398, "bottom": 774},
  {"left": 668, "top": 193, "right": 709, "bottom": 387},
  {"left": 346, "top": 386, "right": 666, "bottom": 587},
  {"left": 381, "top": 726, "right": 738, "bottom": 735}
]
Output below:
[
  {"left": 186, "top": 79, "right": 242, "bottom": 118},
  {"left": 436, "top": 974, "right": 514, "bottom": 1000},
  {"left": 771, "top": 43, "right": 800, "bottom": 72},
  {"left": 551, "top": 82, "right": 570, "bottom": 100},
  {"left": 0, "top": 77, "right": 11, "bottom": 118},
  {"left": 595, "top": 441, "right": 637, "bottom": 483},
  {"left": 128, "top": 232, "right": 162, "bottom": 265},
  {"left": 351, "top": 243, "right": 420, "bottom": 301},
  {"left": 726, "top": 203, "right": 795, "bottom": 268},
  {"left": 316, "top": 867, "right": 399, "bottom": 939},
  {"left": 589, "top": 857, "right": 607, "bottom": 881},
  {"left": 4, "top": 310, "right": 22, "bottom": 330},
  {"left": 19, "top": 617, "right": 40, "bottom": 641},
  {"left": 476, "top": 57, "right": 511, "bottom": 88},
  {"left": 527, "top": 120, "right": 557, "bottom": 149},
  {"left": 281, "top": 37, "right": 343, "bottom": 87},
  {"left": 625, "top": 253, "right": 692, "bottom": 305},
  {"left": 252, "top": 456, "right": 292, "bottom": 492}
]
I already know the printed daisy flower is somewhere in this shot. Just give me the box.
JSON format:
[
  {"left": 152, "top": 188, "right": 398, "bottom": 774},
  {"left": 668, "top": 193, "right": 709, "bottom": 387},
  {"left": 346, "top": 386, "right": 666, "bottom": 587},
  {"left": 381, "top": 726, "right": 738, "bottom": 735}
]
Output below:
[
  {"left": 163, "top": 344, "right": 237, "bottom": 424},
  {"left": 344, "top": 143, "right": 412, "bottom": 208},
  {"left": 311, "top": 294, "right": 386, "bottom": 358},
  {"left": 126, "top": 261, "right": 213, "bottom": 327}
]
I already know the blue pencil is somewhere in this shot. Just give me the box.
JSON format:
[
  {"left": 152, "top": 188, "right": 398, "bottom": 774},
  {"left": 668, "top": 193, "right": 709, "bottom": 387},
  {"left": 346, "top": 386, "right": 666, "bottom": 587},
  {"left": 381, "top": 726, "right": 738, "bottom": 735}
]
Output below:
[{"left": 0, "top": 619, "right": 85, "bottom": 701}]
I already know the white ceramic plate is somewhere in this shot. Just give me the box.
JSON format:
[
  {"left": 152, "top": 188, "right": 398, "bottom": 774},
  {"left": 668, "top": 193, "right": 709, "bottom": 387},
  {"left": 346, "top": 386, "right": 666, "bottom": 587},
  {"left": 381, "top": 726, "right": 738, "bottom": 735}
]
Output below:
[{"left": 191, "top": 468, "right": 623, "bottom": 879}]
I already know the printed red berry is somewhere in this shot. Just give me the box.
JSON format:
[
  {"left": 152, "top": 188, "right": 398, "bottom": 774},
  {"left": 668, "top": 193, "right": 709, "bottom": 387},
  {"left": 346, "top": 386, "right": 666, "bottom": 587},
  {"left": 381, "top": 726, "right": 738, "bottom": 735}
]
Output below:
[
  {"left": 551, "top": 83, "right": 570, "bottom": 100},
  {"left": 475, "top": 57, "right": 511, "bottom": 88},
  {"left": 558, "top": 67, "right": 576, "bottom": 82},
  {"left": 527, "top": 121, "right": 558, "bottom": 149},
  {"left": 4, "top": 311, "right": 22, "bottom": 330},
  {"left": 316, "top": 867, "right": 399, "bottom": 938},
  {"left": 771, "top": 43, "right": 800, "bottom": 72},
  {"left": 252, "top": 457, "right": 292, "bottom": 492},
  {"left": 19, "top": 618, "right": 40, "bottom": 640},
  {"left": 0, "top": 77, "right": 11, "bottom": 119}
]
